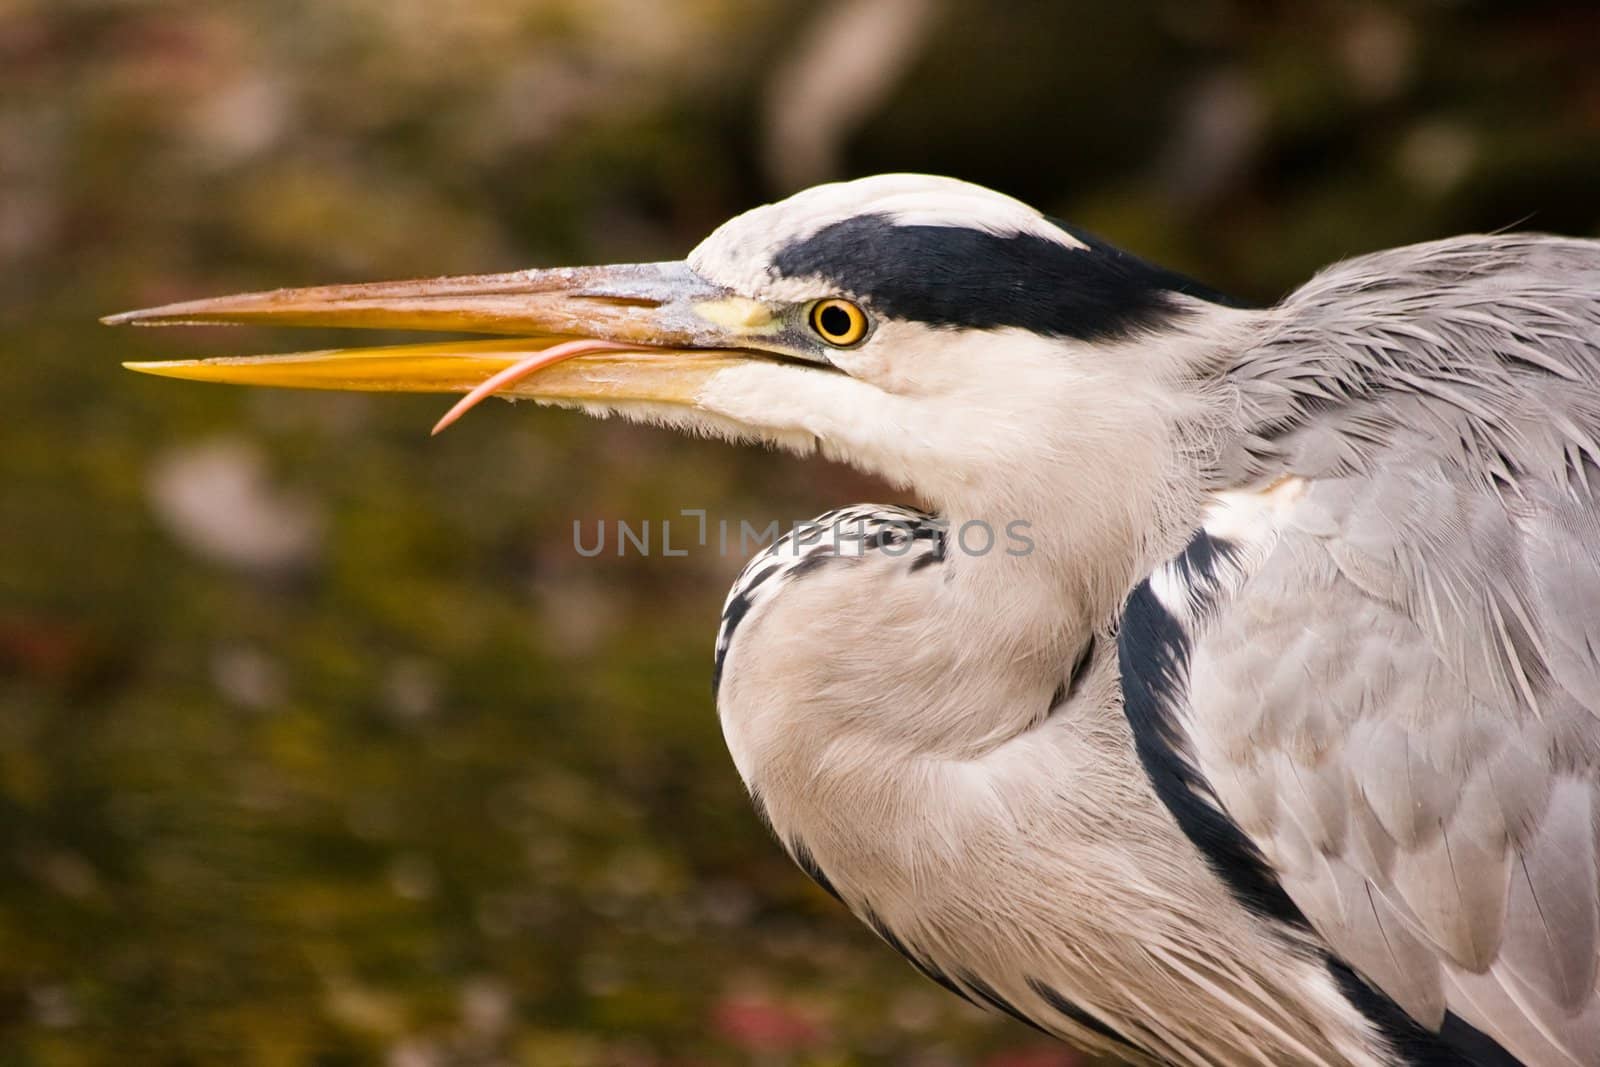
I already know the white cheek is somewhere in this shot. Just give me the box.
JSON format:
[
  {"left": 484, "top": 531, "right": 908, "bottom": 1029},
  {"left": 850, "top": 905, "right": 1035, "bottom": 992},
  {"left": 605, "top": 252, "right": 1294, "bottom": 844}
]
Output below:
[
  {"left": 697, "top": 363, "right": 882, "bottom": 436},
  {"left": 691, "top": 334, "right": 1088, "bottom": 498},
  {"left": 830, "top": 320, "right": 964, "bottom": 395},
  {"left": 840, "top": 323, "right": 1076, "bottom": 408},
  {"left": 825, "top": 342, "right": 894, "bottom": 388}
]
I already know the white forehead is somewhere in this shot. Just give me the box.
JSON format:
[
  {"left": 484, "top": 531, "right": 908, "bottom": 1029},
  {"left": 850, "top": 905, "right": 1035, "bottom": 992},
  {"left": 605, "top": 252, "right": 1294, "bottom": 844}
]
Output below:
[{"left": 687, "top": 174, "right": 1084, "bottom": 298}]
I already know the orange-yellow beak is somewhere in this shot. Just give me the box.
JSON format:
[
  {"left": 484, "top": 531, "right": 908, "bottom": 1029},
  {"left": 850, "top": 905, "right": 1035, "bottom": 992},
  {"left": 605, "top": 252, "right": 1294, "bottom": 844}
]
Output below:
[{"left": 106, "top": 261, "right": 780, "bottom": 431}]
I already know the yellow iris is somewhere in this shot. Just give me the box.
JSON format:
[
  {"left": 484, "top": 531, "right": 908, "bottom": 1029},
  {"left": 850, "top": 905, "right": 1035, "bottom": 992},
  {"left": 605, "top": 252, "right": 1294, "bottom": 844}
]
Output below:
[{"left": 809, "top": 298, "right": 869, "bottom": 347}]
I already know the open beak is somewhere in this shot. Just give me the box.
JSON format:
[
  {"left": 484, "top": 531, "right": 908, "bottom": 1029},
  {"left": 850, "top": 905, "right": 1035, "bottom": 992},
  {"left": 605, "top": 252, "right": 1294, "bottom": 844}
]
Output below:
[{"left": 104, "top": 261, "right": 779, "bottom": 433}]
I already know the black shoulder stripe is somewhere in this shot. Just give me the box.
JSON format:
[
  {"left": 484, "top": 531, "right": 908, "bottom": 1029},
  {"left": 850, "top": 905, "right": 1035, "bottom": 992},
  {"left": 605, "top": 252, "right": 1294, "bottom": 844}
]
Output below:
[
  {"left": 1117, "top": 534, "right": 1310, "bottom": 929},
  {"left": 1170, "top": 526, "right": 1233, "bottom": 591},
  {"left": 1436, "top": 1016, "right": 1524, "bottom": 1067},
  {"left": 1328, "top": 961, "right": 1524, "bottom": 1067}
]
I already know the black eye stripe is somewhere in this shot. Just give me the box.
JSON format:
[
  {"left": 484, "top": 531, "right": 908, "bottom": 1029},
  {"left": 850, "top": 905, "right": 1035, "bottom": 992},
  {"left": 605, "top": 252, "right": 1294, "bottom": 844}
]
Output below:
[{"left": 774, "top": 215, "right": 1250, "bottom": 342}]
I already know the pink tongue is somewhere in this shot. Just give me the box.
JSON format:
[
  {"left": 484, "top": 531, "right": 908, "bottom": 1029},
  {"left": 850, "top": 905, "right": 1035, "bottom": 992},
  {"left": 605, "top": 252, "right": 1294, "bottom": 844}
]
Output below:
[{"left": 430, "top": 339, "right": 640, "bottom": 435}]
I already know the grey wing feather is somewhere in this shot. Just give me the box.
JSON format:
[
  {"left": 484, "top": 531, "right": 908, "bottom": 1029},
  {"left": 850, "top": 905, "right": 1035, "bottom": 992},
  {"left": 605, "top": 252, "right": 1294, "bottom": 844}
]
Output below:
[{"left": 1190, "top": 234, "right": 1600, "bottom": 1065}]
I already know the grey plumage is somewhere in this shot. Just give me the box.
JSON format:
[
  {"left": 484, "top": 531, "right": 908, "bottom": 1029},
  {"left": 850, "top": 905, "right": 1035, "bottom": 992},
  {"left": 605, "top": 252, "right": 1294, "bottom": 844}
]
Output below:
[
  {"left": 114, "top": 174, "right": 1600, "bottom": 1067},
  {"left": 715, "top": 218, "right": 1600, "bottom": 1065},
  {"left": 1186, "top": 234, "right": 1600, "bottom": 1064}
]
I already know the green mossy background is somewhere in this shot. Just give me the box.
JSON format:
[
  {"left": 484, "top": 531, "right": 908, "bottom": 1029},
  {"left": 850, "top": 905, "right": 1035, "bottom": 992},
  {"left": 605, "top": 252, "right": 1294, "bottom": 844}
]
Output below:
[{"left": 3, "top": 2, "right": 1598, "bottom": 1064}]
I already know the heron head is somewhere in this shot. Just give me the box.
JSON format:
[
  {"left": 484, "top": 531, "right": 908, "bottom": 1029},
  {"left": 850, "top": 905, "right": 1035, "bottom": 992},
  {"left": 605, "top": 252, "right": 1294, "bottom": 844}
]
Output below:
[{"left": 110, "top": 174, "right": 1252, "bottom": 508}]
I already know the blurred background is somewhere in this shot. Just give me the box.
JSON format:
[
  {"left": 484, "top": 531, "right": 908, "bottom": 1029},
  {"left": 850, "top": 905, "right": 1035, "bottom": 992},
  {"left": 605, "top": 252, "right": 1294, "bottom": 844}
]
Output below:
[{"left": 3, "top": 1, "right": 1599, "bottom": 1064}]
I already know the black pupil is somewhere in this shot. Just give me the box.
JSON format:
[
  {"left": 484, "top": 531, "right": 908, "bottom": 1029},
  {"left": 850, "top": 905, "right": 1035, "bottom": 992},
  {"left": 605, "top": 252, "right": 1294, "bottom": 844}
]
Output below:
[{"left": 818, "top": 304, "right": 854, "bottom": 339}]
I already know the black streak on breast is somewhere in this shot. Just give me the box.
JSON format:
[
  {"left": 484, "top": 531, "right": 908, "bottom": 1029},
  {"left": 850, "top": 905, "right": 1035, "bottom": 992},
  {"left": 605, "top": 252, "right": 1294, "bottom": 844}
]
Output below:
[
  {"left": 1328, "top": 961, "right": 1525, "bottom": 1067},
  {"left": 860, "top": 907, "right": 981, "bottom": 1010},
  {"left": 1116, "top": 532, "right": 1311, "bottom": 929},
  {"left": 1025, "top": 977, "right": 1134, "bottom": 1049},
  {"left": 787, "top": 835, "right": 843, "bottom": 904},
  {"left": 711, "top": 590, "right": 751, "bottom": 695},
  {"left": 956, "top": 971, "right": 1050, "bottom": 1035},
  {"left": 1056, "top": 636, "right": 1096, "bottom": 711}
]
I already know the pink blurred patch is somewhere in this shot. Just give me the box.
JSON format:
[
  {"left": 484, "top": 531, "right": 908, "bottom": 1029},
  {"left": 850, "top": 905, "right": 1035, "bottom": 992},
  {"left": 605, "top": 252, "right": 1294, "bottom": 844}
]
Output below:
[{"left": 711, "top": 993, "right": 825, "bottom": 1053}]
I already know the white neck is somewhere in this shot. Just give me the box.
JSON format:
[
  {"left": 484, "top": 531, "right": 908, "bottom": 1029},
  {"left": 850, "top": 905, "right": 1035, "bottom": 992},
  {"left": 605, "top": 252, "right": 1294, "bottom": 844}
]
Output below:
[
  {"left": 733, "top": 313, "right": 1250, "bottom": 623},
  {"left": 702, "top": 307, "right": 1382, "bottom": 1064}
]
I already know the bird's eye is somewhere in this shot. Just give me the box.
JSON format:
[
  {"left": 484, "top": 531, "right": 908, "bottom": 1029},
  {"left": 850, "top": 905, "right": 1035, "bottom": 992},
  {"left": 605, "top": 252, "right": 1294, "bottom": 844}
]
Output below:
[{"left": 809, "top": 299, "right": 869, "bottom": 347}]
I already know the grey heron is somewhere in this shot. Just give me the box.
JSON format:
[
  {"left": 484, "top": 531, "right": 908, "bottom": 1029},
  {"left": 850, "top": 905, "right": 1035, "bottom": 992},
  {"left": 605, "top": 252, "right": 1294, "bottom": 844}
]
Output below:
[{"left": 107, "top": 174, "right": 1600, "bottom": 1067}]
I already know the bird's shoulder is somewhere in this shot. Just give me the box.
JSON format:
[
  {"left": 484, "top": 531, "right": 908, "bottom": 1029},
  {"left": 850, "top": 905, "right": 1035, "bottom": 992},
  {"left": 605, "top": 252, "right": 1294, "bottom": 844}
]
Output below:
[
  {"left": 1134, "top": 229, "right": 1600, "bottom": 1055},
  {"left": 1227, "top": 233, "right": 1600, "bottom": 478},
  {"left": 1273, "top": 232, "right": 1600, "bottom": 331},
  {"left": 1216, "top": 227, "right": 1600, "bottom": 745},
  {"left": 1125, "top": 452, "right": 1600, "bottom": 1063}
]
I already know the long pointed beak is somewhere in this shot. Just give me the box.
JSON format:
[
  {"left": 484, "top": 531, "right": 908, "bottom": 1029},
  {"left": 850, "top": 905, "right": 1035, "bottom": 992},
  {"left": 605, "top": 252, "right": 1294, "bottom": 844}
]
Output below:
[{"left": 105, "top": 261, "right": 778, "bottom": 430}]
